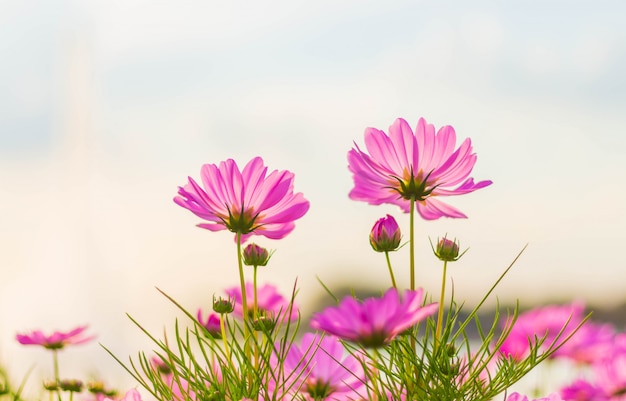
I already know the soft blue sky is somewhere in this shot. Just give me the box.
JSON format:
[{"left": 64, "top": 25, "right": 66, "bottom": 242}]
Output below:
[{"left": 1, "top": 0, "right": 625, "bottom": 390}]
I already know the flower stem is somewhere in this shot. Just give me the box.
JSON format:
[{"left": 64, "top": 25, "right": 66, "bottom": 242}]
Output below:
[
  {"left": 409, "top": 196, "right": 416, "bottom": 290},
  {"left": 384, "top": 251, "right": 397, "bottom": 289},
  {"left": 219, "top": 314, "right": 230, "bottom": 358},
  {"left": 52, "top": 350, "right": 59, "bottom": 383},
  {"left": 253, "top": 265, "right": 260, "bottom": 368},
  {"left": 435, "top": 260, "right": 448, "bottom": 342},
  {"left": 236, "top": 233, "right": 251, "bottom": 363},
  {"left": 51, "top": 350, "right": 62, "bottom": 401},
  {"left": 236, "top": 233, "right": 249, "bottom": 328},
  {"left": 253, "top": 266, "right": 259, "bottom": 320}
]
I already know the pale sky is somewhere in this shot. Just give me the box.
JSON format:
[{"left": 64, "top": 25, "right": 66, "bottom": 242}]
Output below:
[{"left": 1, "top": 0, "right": 625, "bottom": 392}]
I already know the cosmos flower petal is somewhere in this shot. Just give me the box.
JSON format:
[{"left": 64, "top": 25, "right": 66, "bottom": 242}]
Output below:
[
  {"left": 175, "top": 157, "right": 309, "bottom": 241},
  {"left": 348, "top": 117, "right": 491, "bottom": 219}
]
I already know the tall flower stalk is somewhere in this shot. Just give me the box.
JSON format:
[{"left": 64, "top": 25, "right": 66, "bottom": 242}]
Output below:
[{"left": 348, "top": 117, "right": 492, "bottom": 286}]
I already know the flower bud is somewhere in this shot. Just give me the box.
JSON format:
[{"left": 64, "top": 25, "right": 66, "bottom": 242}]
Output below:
[
  {"left": 43, "top": 380, "right": 59, "bottom": 391},
  {"left": 59, "top": 379, "right": 83, "bottom": 393},
  {"left": 213, "top": 296, "right": 235, "bottom": 314},
  {"left": 242, "top": 243, "right": 270, "bottom": 266},
  {"left": 435, "top": 238, "right": 461, "bottom": 262},
  {"left": 252, "top": 315, "right": 276, "bottom": 332},
  {"left": 369, "top": 215, "right": 401, "bottom": 252}
]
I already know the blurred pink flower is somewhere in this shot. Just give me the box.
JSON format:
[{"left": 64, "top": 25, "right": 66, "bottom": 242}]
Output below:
[
  {"left": 560, "top": 379, "right": 609, "bottom": 401},
  {"left": 498, "top": 302, "right": 586, "bottom": 361},
  {"left": 16, "top": 325, "right": 94, "bottom": 350},
  {"left": 592, "top": 351, "right": 626, "bottom": 401},
  {"left": 348, "top": 117, "right": 491, "bottom": 219},
  {"left": 174, "top": 157, "right": 309, "bottom": 242},
  {"left": 225, "top": 282, "right": 298, "bottom": 322},
  {"left": 553, "top": 321, "right": 616, "bottom": 364},
  {"left": 196, "top": 309, "right": 222, "bottom": 339},
  {"left": 310, "top": 287, "right": 437, "bottom": 348},
  {"left": 507, "top": 392, "right": 563, "bottom": 401},
  {"left": 267, "top": 333, "right": 367, "bottom": 401}
]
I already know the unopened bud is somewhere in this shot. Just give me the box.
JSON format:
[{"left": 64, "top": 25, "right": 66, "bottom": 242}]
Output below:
[
  {"left": 369, "top": 215, "right": 401, "bottom": 252},
  {"left": 242, "top": 243, "right": 271, "bottom": 267},
  {"left": 434, "top": 237, "right": 462, "bottom": 262},
  {"left": 213, "top": 296, "right": 235, "bottom": 314},
  {"left": 59, "top": 379, "right": 83, "bottom": 393}
]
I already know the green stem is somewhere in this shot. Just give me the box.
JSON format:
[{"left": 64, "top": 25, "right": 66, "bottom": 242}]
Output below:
[
  {"left": 253, "top": 264, "right": 259, "bottom": 369},
  {"left": 51, "top": 350, "right": 62, "bottom": 401},
  {"left": 253, "top": 266, "right": 259, "bottom": 320},
  {"left": 435, "top": 260, "right": 448, "bottom": 342},
  {"left": 409, "top": 196, "right": 416, "bottom": 290},
  {"left": 384, "top": 251, "right": 397, "bottom": 289},
  {"left": 236, "top": 233, "right": 251, "bottom": 366},
  {"left": 52, "top": 350, "right": 59, "bottom": 384}
]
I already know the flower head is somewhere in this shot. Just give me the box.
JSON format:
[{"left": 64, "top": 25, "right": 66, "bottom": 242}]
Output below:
[
  {"left": 348, "top": 117, "right": 492, "bottom": 219},
  {"left": 174, "top": 157, "right": 309, "bottom": 242},
  {"left": 242, "top": 243, "right": 271, "bottom": 266},
  {"left": 498, "top": 302, "right": 586, "bottom": 361},
  {"left": 434, "top": 237, "right": 461, "bottom": 262},
  {"left": 225, "top": 282, "right": 299, "bottom": 322},
  {"left": 369, "top": 214, "right": 401, "bottom": 252},
  {"left": 197, "top": 309, "right": 222, "bottom": 339},
  {"left": 267, "top": 333, "right": 367, "bottom": 400},
  {"left": 310, "top": 287, "right": 438, "bottom": 348},
  {"left": 16, "top": 326, "right": 95, "bottom": 350}
]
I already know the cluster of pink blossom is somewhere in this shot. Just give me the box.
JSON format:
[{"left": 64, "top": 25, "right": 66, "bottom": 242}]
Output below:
[
  {"left": 496, "top": 302, "right": 626, "bottom": 401},
  {"left": 15, "top": 116, "right": 623, "bottom": 401}
]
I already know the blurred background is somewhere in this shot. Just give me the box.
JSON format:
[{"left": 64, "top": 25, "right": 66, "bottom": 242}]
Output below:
[{"left": 1, "top": 0, "right": 625, "bottom": 393}]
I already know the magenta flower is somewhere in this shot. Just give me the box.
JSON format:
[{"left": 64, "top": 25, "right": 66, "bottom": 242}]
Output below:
[
  {"left": 498, "top": 302, "right": 586, "bottom": 361},
  {"left": 310, "top": 287, "right": 438, "bottom": 347},
  {"left": 369, "top": 214, "right": 401, "bottom": 252},
  {"left": 225, "top": 282, "right": 298, "bottom": 322},
  {"left": 507, "top": 392, "right": 563, "bottom": 401},
  {"left": 348, "top": 117, "right": 492, "bottom": 219},
  {"left": 16, "top": 325, "right": 95, "bottom": 350},
  {"left": 267, "top": 333, "right": 367, "bottom": 401},
  {"left": 174, "top": 157, "right": 309, "bottom": 242},
  {"left": 560, "top": 379, "right": 609, "bottom": 401},
  {"left": 553, "top": 321, "right": 616, "bottom": 364},
  {"left": 196, "top": 309, "right": 222, "bottom": 339}
]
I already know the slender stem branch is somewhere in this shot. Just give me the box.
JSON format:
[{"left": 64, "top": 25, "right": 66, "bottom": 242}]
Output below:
[
  {"left": 52, "top": 350, "right": 59, "bottom": 384},
  {"left": 236, "top": 232, "right": 251, "bottom": 369},
  {"left": 409, "top": 196, "right": 416, "bottom": 290},
  {"left": 384, "top": 251, "right": 397, "bottom": 289},
  {"left": 51, "top": 350, "right": 62, "bottom": 401},
  {"left": 253, "top": 264, "right": 259, "bottom": 368},
  {"left": 436, "top": 260, "right": 448, "bottom": 342},
  {"left": 253, "top": 266, "right": 259, "bottom": 321}
]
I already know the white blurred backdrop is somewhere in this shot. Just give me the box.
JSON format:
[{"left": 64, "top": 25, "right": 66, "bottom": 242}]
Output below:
[{"left": 1, "top": 0, "right": 625, "bottom": 393}]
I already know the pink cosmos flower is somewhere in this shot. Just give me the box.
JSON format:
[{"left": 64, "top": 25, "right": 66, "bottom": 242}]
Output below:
[
  {"left": 267, "top": 333, "right": 367, "bottom": 401},
  {"left": 16, "top": 325, "right": 95, "bottom": 350},
  {"left": 225, "top": 282, "right": 299, "bottom": 322},
  {"left": 196, "top": 309, "right": 222, "bottom": 339},
  {"left": 560, "top": 379, "right": 609, "bottom": 401},
  {"left": 507, "top": 392, "right": 563, "bottom": 401},
  {"left": 498, "top": 302, "right": 586, "bottom": 361},
  {"left": 592, "top": 351, "right": 626, "bottom": 401},
  {"left": 348, "top": 117, "right": 492, "bottom": 219},
  {"left": 310, "top": 287, "right": 438, "bottom": 348},
  {"left": 174, "top": 157, "right": 309, "bottom": 242},
  {"left": 552, "top": 321, "right": 616, "bottom": 364}
]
